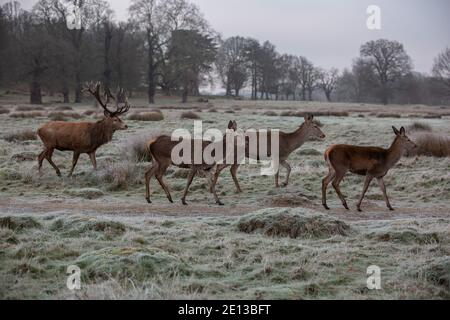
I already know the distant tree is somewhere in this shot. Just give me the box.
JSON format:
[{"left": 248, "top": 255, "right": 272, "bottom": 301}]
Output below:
[
  {"left": 432, "top": 47, "right": 450, "bottom": 93},
  {"left": 318, "top": 68, "right": 339, "bottom": 102},
  {"left": 244, "top": 38, "right": 261, "bottom": 100},
  {"left": 166, "top": 30, "right": 216, "bottom": 103},
  {"left": 129, "top": 0, "right": 209, "bottom": 104},
  {"left": 258, "top": 41, "right": 279, "bottom": 100},
  {"left": 360, "top": 39, "right": 412, "bottom": 104},
  {"left": 216, "top": 36, "right": 248, "bottom": 97},
  {"left": 297, "top": 57, "right": 318, "bottom": 101}
]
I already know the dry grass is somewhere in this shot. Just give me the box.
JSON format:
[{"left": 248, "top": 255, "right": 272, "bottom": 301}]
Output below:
[
  {"left": 407, "top": 122, "right": 432, "bottom": 133},
  {"left": 0, "top": 107, "right": 10, "bottom": 114},
  {"left": 237, "top": 209, "right": 352, "bottom": 239},
  {"left": 264, "top": 111, "right": 278, "bottom": 117},
  {"left": 122, "top": 134, "right": 152, "bottom": 162},
  {"left": 4, "top": 129, "right": 37, "bottom": 142},
  {"left": 128, "top": 111, "right": 164, "bottom": 122},
  {"left": 15, "top": 105, "right": 45, "bottom": 112},
  {"left": 407, "top": 133, "right": 450, "bottom": 157},
  {"left": 376, "top": 113, "right": 402, "bottom": 118},
  {"left": 180, "top": 111, "right": 201, "bottom": 120},
  {"left": 95, "top": 161, "right": 138, "bottom": 191},
  {"left": 9, "top": 112, "right": 44, "bottom": 118},
  {"left": 54, "top": 106, "right": 74, "bottom": 111},
  {"left": 48, "top": 112, "right": 83, "bottom": 121}
]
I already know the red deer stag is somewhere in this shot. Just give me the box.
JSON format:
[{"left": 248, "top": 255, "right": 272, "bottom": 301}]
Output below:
[
  {"left": 144, "top": 121, "right": 238, "bottom": 206},
  {"left": 322, "top": 126, "right": 417, "bottom": 212},
  {"left": 213, "top": 115, "right": 326, "bottom": 192},
  {"left": 37, "top": 82, "right": 130, "bottom": 177}
]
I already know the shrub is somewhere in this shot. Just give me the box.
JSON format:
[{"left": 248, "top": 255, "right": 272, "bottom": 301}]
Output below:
[
  {"left": 181, "top": 111, "right": 201, "bottom": 120},
  {"left": 48, "top": 111, "right": 82, "bottom": 121},
  {"left": 264, "top": 111, "right": 278, "bottom": 116},
  {"left": 66, "top": 188, "right": 104, "bottom": 199},
  {"left": 0, "top": 107, "right": 10, "bottom": 114},
  {"left": 122, "top": 135, "right": 152, "bottom": 162},
  {"left": 424, "top": 114, "right": 442, "bottom": 119},
  {"left": 128, "top": 111, "right": 164, "bottom": 122},
  {"left": 83, "top": 110, "right": 97, "bottom": 116},
  {"left": 208, "top": 108, "right": 218, "bottom": 113},
  {"left": 406, "top": 133, "right": 450, "bottom": 158},
  {"left": 0, "top": 216, "right": 41, "bottom": 231},
  {"left": 97, "top": 161, "right": 138, "bottom": 191},
  {"left": 4, "top": 129, "right": 37, "bottom": 142}
]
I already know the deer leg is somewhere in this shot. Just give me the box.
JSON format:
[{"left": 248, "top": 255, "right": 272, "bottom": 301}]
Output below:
[
  {"left": 210, "top": 164, "right": 227, "bottom": 193},
  {"left": 377, "top": 178, "right": 394, "bottom": 211},
  {"left": 322, "top": 170, "right": 336, "bottom": 210},
  {"left": 205, "top": 170, "right": 224, "bottom": 206},
  {"left": 155, "top": 163, "right": 173, "bottom": 203},
  {"left": 275, "top": 170, "right": 280, "bottom": 188},
  {"left": 181, "top": 169, "right": 197, "bottom": 206},
  {"left": 88, "top": 152, "right": 97, "bottom": 170},
  {"left": 45, "top": 148, "right": 61, "bottom": 177},
  {"left": 230, "top": 164, "right": 243, "bottom": 193},
  {"left": 38, "top": 149, "right": 47, "bottom": 173},
  {"left": 356, "top": 175, "right": 374, "bottom": 212},
  {"left": 281, "top": 160, "right": 292, "bottom": 187},
  {"left": 68, "top": 152, "right": 81, "bottom": 177},
  {"left": 144, "top": 164, "right": 159, "bottom": 204},
  {"left": 332, "top": 172, "right": 349, "bottom": 210}
]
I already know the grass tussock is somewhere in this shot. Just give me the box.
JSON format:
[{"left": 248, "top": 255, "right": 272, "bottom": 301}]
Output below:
[
  {"left": 264, "top": 111, "right": 278, "bottom": 117},
  {"left": 407, "top": 133, "right": 450, "bottom": 158},
  {"left": 373, "top": 231, "right": 440, "bottom": 245},
  {"left": 54, "top": 106, "right": 73, "bottom": 111},
  {"left": 289, "top": 111, "right": 349, "bottom": 118},
  {"left": 9, "top": 112, "right": 43, "bottom": 118},
  {"left": 0, "top": 216, "right": 41, "bottom": 231},
  {"left": 375, "top": 113, "right": 401, "bottom": 118},
  {"left": 237, "top": 209, "right": 352, "bottom": 239},
  {"left": 122, "top": 135, "right": 152, "bottom": 162},
  {"left": 66, "top": 188, "right": 104, "bottom": 200},
  {"left": 128, "top": 111, "right": 164, "bottom": 122},
  {"left": 96, "top": 161, "right": 138, "bottom": 191},
  {"left": 407, "top": 122, "right": 432, "bottom": 133},
  {"left": 48, "top": 111, "right": 82, "bottom": 121},
  {"left": 180, "top": 111, "right": 201, "bottom": 120},
  {"left": 4, "top": 129, "right": 37, "bottom": 142},
  {"left": 11, "top": 152, "right": 36, "bottom": 162},
  {"left": 0, "top": 107, "right": 10, "bottom": 114},
  {"left": 15, "top": 105, "right": 45, "bottom": 112}
]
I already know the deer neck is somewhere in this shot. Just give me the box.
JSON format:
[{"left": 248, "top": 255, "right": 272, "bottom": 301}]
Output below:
[
  {"left": 386, "top": 137, "right": 404, "bottom": 169},
  {"left": 284, "top": 125, "right": 309, "bottom": 154},
  {"left": 92, "top": 119, "right": 114, "bottom": 148}
]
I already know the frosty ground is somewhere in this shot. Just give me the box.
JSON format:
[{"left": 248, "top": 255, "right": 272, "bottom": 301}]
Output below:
[{"left": 0, "top": 94, "right": 449, "bottom": 299}]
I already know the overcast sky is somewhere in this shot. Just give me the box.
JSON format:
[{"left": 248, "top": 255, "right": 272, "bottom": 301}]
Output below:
[{"left": 13, "top": 0, "right": 450, "bottom": 73}]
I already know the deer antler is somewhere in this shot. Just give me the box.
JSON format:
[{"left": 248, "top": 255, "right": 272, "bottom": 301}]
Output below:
[{"left": 84, "top": 82, "right": 130, "bottom": 117}]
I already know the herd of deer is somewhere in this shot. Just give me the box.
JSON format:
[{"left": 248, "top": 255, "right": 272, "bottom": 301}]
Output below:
[{"left": 36, "top": 83, "right": 417, "bottom": 212}]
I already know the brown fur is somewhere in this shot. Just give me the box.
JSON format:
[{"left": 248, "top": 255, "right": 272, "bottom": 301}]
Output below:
[
  {"left": 37, "top": 83, "right": 130, "bottom": 177},
  {"left": 213, "top": 115, "right": 326, "bottom": 193},
  {"left": 144, "top": 121, "right": 237, "bottom": 206},
  {"left": 322, "top": 127, "right": 417, "bottom": 211}
]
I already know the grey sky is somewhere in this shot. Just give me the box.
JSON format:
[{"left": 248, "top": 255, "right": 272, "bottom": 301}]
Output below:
[{"left": 14, "top": 0, "right": 450, "bottom": 73}]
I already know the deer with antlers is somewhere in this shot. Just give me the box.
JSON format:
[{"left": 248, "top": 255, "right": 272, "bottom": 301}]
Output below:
[
  {"left": 37, "top": 82, "right": 130, "bottom": 177},
  {"left": 144, "top": 121, "right": 238, "bottom": 206},
  {"left": 322, "top": 126, "right": 417, "bottom": 212}
]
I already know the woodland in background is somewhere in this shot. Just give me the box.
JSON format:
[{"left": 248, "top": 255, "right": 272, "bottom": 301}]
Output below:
[{"left": 0, "top": 0, "right": 449, "bottom": 106}]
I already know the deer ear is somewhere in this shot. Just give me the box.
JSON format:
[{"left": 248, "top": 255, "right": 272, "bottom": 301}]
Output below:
[
  {"left": 400, "top": 127, "right": 406, "bottom": 135},
  {"left": 392, "top": 126, "right": 400, "bottom": 135},
  {"left": 104, "top": 110, "right": 110, "bottom": 118},
  {"left": 304, "top": 115, "right": 313, "bottom": 122},
  {"left": 228, "top": 121, "right": 234, "bottom": 130},
  {"left": 233, "top": 121, "right": 237, "bottom": 130}
]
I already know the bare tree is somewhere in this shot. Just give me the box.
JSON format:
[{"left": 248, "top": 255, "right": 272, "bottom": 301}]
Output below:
[
  {"left": 318, "top": 68, "right": 339, "bottom": 102},
  {"left": 432, "top": 47, "right": 450, "bottom": 92},
  {"left": 360, "top": 39, "right": 412, "bottom": 104},
  {"left": 128, "top": 0, "right": 209, "bottom": 104},
  {"left": 216, "top": 36, "right": 248, "bottom": 97}
]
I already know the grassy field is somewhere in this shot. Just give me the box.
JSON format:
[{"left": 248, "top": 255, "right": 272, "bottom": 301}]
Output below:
[{"left": 0, "top": 93, "right": 449, "bottom": 299}]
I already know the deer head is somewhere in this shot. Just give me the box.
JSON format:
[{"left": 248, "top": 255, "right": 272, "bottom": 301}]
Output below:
[
  {"left": 303, "top": 115, "right": 326, "bottom": 140},
  {"left": 392, "top": 126, "right": 417, "bottom": 150},
  {"left": 85, "top": 82, "right": 130, "bottom": 131}
]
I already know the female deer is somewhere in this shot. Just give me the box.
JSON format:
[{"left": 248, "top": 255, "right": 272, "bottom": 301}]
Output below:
[{"left": 322, "top": 127, "right": 416, "bottom": 212}]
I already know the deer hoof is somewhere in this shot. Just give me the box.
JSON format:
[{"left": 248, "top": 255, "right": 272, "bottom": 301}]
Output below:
[
  {"left": 323, "top": 204, "right": 330, "bottom": 210},
  {"left": 146, "top": 198, "right": 152, "bottom": 204},
  {"left": 389, "top": 207, "right": 395, "bottom": 211},
  {"left": 357, "top": 207, "right": 362, "bottom": 212},
  {"left": 344, "top": 204, "right": 350, "bottom": 210},
  {"left": 217, "top": 201, "right": 225, "bottom": 206},
  {"left": 181, "top": 200, "right": 188, "bottom": 206},
  {"left": 281, "top": 183, "right": 288, "bottom": 188},
  {"left": 169, "top": 199, "right": 174, "bottom": 204}
]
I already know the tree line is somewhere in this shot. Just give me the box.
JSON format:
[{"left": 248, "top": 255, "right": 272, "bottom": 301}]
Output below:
[{"left": 0, "top": 0, "right": 449, "bottom": 105}]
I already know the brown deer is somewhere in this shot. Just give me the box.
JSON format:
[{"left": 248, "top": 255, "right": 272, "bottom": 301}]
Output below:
[
  {"left": 37, "top": 82, "right": 130, "bottom": 177},
  {"left": 322, "top": 126, "right": 417, "bottom": 212},
  {"left": 144, "top": 121, "right": 238, "bottom": 206},
  {"left": 213, "top": 115, "right": 326, "bottom": 192}
]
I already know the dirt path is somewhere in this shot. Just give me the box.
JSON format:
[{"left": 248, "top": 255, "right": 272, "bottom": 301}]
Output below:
[{"left": 0, "top": 196, "right": 448, "bottom": 222}]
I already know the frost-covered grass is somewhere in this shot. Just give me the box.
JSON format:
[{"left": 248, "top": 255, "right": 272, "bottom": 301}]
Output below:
[{"left": 0, "top": 96, "right": 449, "bottom": 300}]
